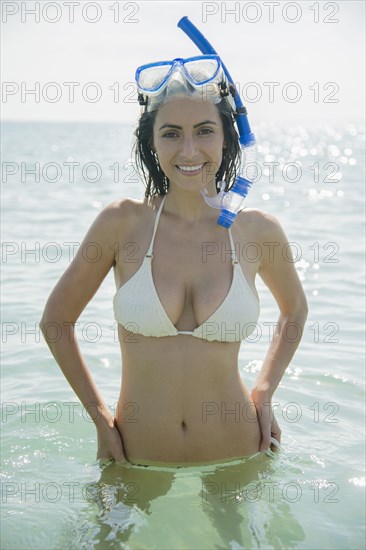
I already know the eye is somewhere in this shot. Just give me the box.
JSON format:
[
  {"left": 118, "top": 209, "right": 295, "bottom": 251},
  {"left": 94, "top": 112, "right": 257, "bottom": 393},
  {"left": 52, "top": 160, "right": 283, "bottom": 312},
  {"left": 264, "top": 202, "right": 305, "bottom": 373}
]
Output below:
[
  {"left": 162, "top": 131, "right": 179, "bottom": 139},
  {"left": 198, "top": 127, "right": 214, "bottom": 135}
]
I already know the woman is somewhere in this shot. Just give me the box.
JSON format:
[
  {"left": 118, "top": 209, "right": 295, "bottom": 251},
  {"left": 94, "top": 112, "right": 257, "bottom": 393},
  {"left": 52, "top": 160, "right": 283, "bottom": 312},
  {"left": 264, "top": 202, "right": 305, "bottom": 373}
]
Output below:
[{"left": 40, "top": 55, "right": 308, "bottom": 468}]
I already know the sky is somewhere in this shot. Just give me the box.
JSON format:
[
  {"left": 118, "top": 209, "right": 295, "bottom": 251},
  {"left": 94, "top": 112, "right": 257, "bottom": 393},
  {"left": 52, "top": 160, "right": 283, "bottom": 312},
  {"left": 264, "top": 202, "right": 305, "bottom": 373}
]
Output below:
[{"left": 1, "top": 0, "right": 365, "bottom": 125}]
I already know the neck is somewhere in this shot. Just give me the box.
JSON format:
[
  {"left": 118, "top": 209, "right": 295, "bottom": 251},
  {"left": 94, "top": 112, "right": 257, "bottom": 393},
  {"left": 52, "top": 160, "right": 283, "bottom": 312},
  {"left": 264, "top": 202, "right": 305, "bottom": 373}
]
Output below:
[{"left": 164, "top": 185, "right": 218, "bottom": 223}]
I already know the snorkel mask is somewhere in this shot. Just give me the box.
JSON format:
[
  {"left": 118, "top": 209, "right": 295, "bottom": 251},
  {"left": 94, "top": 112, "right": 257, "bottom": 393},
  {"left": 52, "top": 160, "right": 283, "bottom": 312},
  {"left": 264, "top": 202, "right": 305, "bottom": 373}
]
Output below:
[
  {"left": 136, "top": 54, "right": 236, "bottom": 113},
  {"left": 135, "top": 17, "right": 257, "bottom": 228}
]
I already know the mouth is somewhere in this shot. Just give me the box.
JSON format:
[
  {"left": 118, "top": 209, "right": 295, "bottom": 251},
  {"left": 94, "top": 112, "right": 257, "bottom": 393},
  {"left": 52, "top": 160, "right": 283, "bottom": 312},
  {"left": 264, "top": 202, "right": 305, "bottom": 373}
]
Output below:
[{"left": 176, "top": 163, "right": 206, "bottom": 176}]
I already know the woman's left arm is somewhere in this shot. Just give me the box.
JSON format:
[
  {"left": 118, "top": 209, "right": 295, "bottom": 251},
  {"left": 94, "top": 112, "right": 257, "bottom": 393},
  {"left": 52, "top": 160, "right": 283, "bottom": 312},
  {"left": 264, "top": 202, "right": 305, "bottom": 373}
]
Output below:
[{"left": 251, "top": 211, "right": 308, "bottom": 451}]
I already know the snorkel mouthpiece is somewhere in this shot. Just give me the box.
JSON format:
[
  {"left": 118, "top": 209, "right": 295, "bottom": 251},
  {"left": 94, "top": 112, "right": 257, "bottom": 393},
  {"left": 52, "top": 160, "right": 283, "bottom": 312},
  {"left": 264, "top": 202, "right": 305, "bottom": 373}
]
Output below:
[
  {"left": 178, "top": 16, "right": 257, "bottom": 227},
  {"left": 217, "top": 177, "right": 253, "bottom": 228}
]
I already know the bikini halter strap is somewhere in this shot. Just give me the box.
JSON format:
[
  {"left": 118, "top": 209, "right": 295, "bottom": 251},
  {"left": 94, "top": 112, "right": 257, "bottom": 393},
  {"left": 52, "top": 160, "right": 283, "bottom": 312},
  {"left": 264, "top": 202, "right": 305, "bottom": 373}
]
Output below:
[
  {"left": 146, "top": 194, "right": 238, "bottom": 263},
  {"left": 146, "top": 195, "right": 167, "bottom": 258}
]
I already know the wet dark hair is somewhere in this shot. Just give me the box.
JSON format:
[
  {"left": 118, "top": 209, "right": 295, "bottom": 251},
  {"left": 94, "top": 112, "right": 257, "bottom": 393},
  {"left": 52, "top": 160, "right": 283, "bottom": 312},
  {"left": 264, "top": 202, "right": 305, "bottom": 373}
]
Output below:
[{"left": 133, "top": 97, "right": 241, "bottom": 198}]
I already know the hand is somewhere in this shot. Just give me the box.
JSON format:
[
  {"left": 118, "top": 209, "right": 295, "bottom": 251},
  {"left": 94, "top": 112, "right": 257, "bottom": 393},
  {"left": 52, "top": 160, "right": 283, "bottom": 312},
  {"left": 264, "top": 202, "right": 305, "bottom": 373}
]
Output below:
[
  {"left": 96, "top": 418, "right": 128, "bottom": 464},
  {"left": 251, "top": 391, "right": 281, "bottom": 452}
]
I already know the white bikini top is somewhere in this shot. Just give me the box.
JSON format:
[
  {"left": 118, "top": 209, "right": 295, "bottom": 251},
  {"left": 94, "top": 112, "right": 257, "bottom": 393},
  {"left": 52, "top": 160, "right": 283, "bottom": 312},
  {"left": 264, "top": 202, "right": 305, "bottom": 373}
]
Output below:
[{"left": 113, "top": 196, "right": 260, "bottom": 342}]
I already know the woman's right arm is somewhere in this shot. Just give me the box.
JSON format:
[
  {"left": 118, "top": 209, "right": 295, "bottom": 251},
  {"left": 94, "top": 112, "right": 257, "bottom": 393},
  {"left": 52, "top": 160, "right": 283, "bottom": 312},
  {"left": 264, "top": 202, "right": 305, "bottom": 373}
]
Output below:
[{"left": 40, "top": 201, "right": 129, "bottom": 463}]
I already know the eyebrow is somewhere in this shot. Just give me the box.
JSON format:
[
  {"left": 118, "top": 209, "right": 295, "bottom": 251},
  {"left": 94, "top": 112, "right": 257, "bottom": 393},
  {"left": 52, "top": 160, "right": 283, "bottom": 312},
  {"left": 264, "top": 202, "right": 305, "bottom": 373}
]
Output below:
[{"left": 158, "top": 120, "right": 218, "bottom": 131}]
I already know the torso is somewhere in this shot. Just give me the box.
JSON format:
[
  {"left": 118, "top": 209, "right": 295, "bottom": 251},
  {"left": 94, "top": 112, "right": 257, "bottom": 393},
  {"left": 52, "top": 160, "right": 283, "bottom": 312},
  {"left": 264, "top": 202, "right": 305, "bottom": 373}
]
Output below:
[{"left": 112, "top": 195, "right": 262, "bottom": 466}]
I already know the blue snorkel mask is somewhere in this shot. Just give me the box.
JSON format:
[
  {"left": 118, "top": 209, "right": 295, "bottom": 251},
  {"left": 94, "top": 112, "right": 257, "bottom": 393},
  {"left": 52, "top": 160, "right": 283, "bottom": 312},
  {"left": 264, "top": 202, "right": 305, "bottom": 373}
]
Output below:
[
  {"left": 136, "top": 54, "right": 236, "bottom": 112},
  {"left": 135, "top": 17, "right": 257, "bottom": 228}
]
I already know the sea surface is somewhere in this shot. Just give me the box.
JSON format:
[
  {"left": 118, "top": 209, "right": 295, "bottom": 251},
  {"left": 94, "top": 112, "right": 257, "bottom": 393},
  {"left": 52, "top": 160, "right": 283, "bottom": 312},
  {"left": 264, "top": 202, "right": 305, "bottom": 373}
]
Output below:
[{"left": 1, "top": 119, "right": 365, "bottom": 549}]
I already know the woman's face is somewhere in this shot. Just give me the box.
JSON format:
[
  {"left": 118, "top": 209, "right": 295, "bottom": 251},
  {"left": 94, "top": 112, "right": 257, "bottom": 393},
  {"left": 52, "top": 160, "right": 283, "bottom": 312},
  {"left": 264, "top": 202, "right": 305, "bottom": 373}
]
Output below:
[{"left": 152, "top": 98, "right": 225, "bottom": 192}]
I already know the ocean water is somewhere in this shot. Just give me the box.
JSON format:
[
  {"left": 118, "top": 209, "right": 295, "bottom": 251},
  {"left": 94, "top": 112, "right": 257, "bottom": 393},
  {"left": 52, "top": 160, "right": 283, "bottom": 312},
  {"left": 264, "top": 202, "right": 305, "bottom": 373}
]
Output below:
[{"left": 1, "top": 119, "right": 365, "bottom": 550}]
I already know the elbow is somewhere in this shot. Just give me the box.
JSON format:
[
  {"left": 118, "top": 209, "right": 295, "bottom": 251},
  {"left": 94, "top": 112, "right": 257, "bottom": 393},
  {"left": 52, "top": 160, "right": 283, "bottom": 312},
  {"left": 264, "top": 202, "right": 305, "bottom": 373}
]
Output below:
[
  {"left": 300, "top": 292, "right": 309, "bottom": 322},
  {"left": 40, "top": 296, "right": 79, "bottom": 341},
  {"left": 295, "top": 293, "right": 308, "bottom": 323},
  {"left": 287, "top": 296, "right": 308, "bottom": 341},
  {"left": 40, "top": 305, "right": 55, "bottom": 339},
  {"left": 40, "top": 308, "right": 68, "bottom": 345},
  {"left": 292, "top": 296, "right": 308, "bottom": 327},
  {"left": 39, "top": 311, "right": 49, "bottom": 337},
  {"left": 39, "top": 299, "right": 64, "bottom": 339},
  {"left": 40, "top": 301, "right": 48, "bottom": 335},
  {"left": 40, "top": 297, "right": 54, "bottom": 332},
  {"left": 294, "top": 300, "right": 308, "bottom": 344},
  {"left": 280, "top": 295, "right": 308, "bottom": 333}
]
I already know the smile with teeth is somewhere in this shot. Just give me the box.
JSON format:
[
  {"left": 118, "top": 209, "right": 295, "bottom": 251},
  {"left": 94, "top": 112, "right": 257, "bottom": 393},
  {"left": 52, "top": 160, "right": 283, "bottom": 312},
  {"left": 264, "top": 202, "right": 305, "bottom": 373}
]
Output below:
[{"left": 176, "top": 163, "right": 205, "bottom": 172}]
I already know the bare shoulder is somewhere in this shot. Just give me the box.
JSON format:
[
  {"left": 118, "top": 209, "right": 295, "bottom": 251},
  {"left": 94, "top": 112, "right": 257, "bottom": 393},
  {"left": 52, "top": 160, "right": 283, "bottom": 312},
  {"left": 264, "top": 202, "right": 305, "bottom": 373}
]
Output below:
[
  {"left": 96, "top": 197, "right": 140, "bottom": 225},
  {"left": 101, "top": 195, "right": 159, "bottom": 219},
  {"left": 69, "top": 197, "right": 145, "bottom": 267},
  {"left": 235, "top": 207, "right": 287, "bottom": 243},
  {"left": 90, "top": 196, "right": 152, "bottom": 237}
]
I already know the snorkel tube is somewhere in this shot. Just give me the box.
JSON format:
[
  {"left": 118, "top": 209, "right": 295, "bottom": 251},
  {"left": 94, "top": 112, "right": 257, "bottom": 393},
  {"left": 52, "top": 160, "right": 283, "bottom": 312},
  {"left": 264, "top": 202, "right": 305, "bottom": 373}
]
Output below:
[{"left": 178, "top": 16, "right": 257, "bottom": 228}]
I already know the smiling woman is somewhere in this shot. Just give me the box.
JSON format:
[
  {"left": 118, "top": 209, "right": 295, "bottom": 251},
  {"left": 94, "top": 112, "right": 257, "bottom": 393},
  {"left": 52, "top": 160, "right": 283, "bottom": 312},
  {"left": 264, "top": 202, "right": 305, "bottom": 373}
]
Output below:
[
  {"left": 153, "top": 101, "right": 225, "bottom": 191},
  {"left": 40, "top": 49, "right": 307, "bottom": 468},
  {"left": 134, "top": 84, "right": 241, "bottom": 199}
]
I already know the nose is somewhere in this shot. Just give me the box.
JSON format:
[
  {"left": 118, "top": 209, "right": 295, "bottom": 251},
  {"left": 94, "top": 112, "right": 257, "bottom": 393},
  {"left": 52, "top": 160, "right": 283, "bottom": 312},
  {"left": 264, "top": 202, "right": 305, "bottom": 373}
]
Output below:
[{"left": 180, "top": 134, "right": 198, "bottom": 160}]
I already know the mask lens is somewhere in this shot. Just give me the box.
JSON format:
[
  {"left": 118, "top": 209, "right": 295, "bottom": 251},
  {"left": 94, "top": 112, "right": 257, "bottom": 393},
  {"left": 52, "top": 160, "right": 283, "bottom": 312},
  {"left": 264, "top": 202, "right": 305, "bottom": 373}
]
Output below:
[
  {"left": 137, "top": 63, "right": 173, "bottom": 92},
  {"left": 183, "top": 58, "right": 220, "bottom": 84}
]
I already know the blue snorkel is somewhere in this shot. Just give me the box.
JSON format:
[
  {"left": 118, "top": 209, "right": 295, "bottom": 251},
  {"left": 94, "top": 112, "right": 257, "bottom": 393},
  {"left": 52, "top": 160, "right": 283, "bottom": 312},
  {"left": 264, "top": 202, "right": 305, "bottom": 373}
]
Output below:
[{"left": 178, "top": 16, "right": 257, "bottom": 228}]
